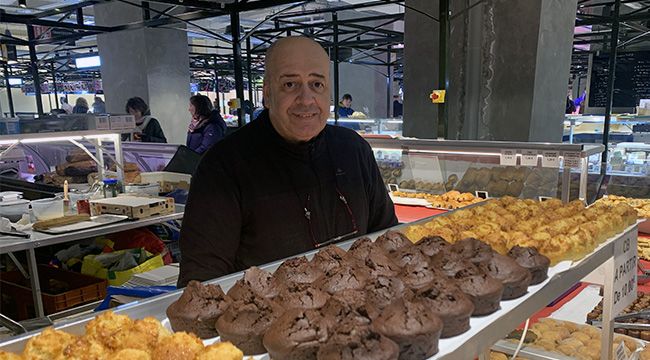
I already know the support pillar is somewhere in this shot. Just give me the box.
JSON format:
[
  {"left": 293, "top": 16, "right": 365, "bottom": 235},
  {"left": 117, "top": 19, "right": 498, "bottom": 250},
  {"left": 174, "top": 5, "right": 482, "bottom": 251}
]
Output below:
[
  {"left": 26, "top": 25, "right": 44, "bottom": 115},
  {"left": 406, "top": 0, "right": 578, "bottom": 142},
  {"left": 403, "top": 0, "right": 439, "bottom": 138},
  {"left": 333, "top": 13, "right": 340, "bottom": 125},
  {"left": 3, "top": 64, "right": 15, "bottom": 117},
  {"left": 94, "top": 2, "right": 191, "bottom": 144},
  {"left": 231, "top": 11, "right": 245, "bottom": 127}
]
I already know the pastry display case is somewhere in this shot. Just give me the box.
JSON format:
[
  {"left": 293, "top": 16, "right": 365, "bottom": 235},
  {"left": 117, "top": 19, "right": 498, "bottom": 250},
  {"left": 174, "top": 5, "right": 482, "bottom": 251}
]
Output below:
[
  {"left": 0, "top": 201, "right": 639, "bottom": 359},
  {"left": 366, "top": 138, "right": 604, "bottom": 203},
  {"left": 327, "top": 118, "right": 403, "bottom": 136}
]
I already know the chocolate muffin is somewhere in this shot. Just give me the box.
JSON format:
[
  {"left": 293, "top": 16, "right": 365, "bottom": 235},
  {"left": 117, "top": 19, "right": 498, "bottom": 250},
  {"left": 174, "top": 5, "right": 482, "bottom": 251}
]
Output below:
[
  {"left": 449, "top": 237, "right": 495, "bottom": 264},
  {"left": 272, "top": 256, "right": 321, "bottom": 286},
  {"left": 345, "top": 237, "right": 375, "bottom": 261},
  {"left": 165, "top": 280, "right": 231, "bottom": 339},
  {"left": 311, "top": 245, "right": 348, "bottom": 273},
  {"left": 453, "top": 267, "right": 504, "bottom": 316},
  {"left": 263, "top": 308, "right": 328, "bottom": 360},
  {"left": 227, "top": 266, "right": 279, "bottom": 301},
  {"left": 316, "top": 325, "right": 399, "bottom": 360},
  {"left": 400, "top": 261, "right": 439, "bottom": 290},
  {"left": 431, "top": 251, "right": 476, "bottom": 278},
  {"left": 315, "top": 265, "right": 369, "bottom": 295},
  {"left": 364, "top": 276, "right": 407, "bottom": 315},
  {"left": 507, "top": 246, "right": 550, "bottom": 285},
  {"left": 320, "top": 290, "right": 372, "bottom": 330},
  {"left": 390, "top": 246, "right": 429, "bottom": 268},
  {"left": 278, "top": 282, "right": 330, "bottom": 310},
  {"left": 353, "top": 251, "right": 401, "bottom": 278},
  {"left": 372, "top": 298, "right": 444, "bottom": 359},
  {"left": 215, "top": 290, "right": 284, "bottom": 355},
  {"left": 375, "top": 230, "right": 413, "bottom": 255},
  {"left": 479, "top": 253, "right": 532, "bottom": 300},
  {"left": 409, "top": 278, "right": 475, "bottom": 338},
  {"left": 415, "top": 236, "right": 451, "bottom": 257}
]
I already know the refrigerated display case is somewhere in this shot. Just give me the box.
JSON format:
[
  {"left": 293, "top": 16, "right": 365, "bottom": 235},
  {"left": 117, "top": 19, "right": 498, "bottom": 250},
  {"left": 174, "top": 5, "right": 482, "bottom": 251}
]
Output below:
[
  {"left": 366, "top": 137, "right": 604, "bottom": 203},
  {"left": 328, "top": 118, "right": 403, "bottom": 136}
]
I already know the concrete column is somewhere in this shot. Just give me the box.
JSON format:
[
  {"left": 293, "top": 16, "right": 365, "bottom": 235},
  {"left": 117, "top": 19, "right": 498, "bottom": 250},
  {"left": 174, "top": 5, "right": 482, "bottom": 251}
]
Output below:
[
  {"left": 403, "top": 0, "right": 439, "bottom": 138},
  {"left": 94, "top": 2, "right": 190, "bottom": 144},
  {"left": 407, "top": 0, "right": 577, "bottom": 142},
  {"left": 335, "top": 61, "right": 389, "bottom": 118}
]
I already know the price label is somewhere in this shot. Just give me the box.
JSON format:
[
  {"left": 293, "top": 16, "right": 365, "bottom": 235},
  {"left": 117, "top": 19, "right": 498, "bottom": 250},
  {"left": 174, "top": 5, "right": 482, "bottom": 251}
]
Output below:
[
  {"left": 521, "top": 150, "right": 538, "bottom": 167},
  {"left": 500, "top": 149, "right": 517, "bottom": 166},
  {"left": 542, "top": 151, "right": 560, "bottom": 168},
  {"left": 563, "top": 151, "right": 581, "bottom": 169},
  {"left": 612, "top": 231, "right": 638, "bottom": 316}
]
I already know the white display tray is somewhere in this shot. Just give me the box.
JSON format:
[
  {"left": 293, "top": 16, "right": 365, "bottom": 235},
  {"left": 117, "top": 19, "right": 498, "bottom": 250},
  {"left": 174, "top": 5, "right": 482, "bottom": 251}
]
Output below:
[
  {"left": 389, "top": 194, "right": 432, "bottom": 207},
  {"left": 0, "top": 216, "right": 639, "bottom": 359}
]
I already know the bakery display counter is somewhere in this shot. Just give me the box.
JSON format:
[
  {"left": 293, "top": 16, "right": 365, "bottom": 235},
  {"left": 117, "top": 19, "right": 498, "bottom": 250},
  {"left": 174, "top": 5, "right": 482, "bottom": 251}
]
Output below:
[
  {"left": 369, "top": 137, "right": 603, "bottom": 203},
  {"left": 328, "top": 117, "right": 403, "bottom": 136},
  {"left": 0, "top": 198, "right": 640, "bottom": 359}
]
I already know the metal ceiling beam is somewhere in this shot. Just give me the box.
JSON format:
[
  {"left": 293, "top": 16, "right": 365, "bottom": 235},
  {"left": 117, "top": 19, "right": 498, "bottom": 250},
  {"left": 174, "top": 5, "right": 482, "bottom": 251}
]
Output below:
[
  {"left": 0, "top": 13, "right": 113, "bottom": 32},
  {"left": 274, "top": 0, "right": 402, "bottom": 19},
  {"left": 34, "top": 0, "right": 105, "bottom": 19},
  {"left": 252, "top": 13, "right": 403, "bottom": 35}
]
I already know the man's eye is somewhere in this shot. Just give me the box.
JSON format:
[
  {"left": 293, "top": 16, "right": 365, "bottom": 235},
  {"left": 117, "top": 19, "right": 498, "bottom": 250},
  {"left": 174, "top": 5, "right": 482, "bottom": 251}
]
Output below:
[
  {"left": 314, "top": 82, "right": 323, "bottom": 89},
  {"left": 284, "top": 82, "right": 295, "bottom": 89}
]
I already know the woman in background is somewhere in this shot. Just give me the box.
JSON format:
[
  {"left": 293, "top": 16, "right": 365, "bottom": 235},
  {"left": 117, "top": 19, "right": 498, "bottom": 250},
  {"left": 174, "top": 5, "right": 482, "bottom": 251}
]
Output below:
[
  {"left": 72, "top": 98, "right": 89, "bottom": 113},
  {"left": 187, "top": 95, "right": 226, "bottom": 154},
  {"left": 125, "top": 97, "right": 167, "bottom": 143}
]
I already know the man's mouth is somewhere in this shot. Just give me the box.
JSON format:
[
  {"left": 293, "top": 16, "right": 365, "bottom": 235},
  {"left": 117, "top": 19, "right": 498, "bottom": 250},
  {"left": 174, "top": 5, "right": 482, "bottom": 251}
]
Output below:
[{"left": 292, "top": 112, "right": 318, "bottom": 118}]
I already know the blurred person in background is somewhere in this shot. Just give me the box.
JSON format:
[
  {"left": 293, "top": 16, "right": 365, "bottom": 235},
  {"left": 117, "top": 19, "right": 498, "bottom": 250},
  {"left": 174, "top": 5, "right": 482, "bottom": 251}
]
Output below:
[
  {"left": 187, "top": 94, "right": 227, "bottom": 154},
  {"left": 72, "top": 98, "right": 89, "bottom": 114},
  {"left": 125, "top": 97, "right": 167, "bottom": 143}
]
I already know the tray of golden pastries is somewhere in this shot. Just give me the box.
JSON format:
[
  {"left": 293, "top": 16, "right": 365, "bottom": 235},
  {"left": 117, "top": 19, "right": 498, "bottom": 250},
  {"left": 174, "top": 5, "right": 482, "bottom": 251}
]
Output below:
[
  {"left": 495, "top": 318, "right": 644, "bottom": 360},
  {"left": 596, "top": 195, "right": 650, "bottom": 234},
  {"left": 404, "top": 196, "right": 639, "bottom": 264},
  {"left": 390, "top": 190, "right": 484, "bottom": 209},
  {"left": 0, "top": 311, "right": 245, "bottom": 360},
  {"left": 638, "top": 237, "right": 650, "bottom": 261}
]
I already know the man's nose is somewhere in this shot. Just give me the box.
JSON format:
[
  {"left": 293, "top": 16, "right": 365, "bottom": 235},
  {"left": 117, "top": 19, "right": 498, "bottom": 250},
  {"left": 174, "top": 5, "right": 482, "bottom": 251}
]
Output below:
[{"left": 296, "top": 83, "right": 316, "bottom": 104}]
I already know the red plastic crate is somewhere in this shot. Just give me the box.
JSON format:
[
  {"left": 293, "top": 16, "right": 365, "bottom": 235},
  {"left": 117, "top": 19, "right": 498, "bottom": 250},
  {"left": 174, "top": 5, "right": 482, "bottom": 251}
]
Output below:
[{"left": 0, "top": 265, "right": 107, "bottom": 320}]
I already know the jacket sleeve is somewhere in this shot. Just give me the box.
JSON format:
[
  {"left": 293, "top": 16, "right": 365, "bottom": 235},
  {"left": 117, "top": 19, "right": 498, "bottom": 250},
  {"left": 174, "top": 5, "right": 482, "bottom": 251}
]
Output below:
[
  {"left": 364, "top": 142, "right": 398, "bottom": 232},
  {"left": 194, "top": 122, "right": 224, "bottom": 154},
  {"left": 178, "top": 153, "right": 242, "bottom": 287},
  {"left": 142, "top": 119, "right": 167, "bottom": 143}
]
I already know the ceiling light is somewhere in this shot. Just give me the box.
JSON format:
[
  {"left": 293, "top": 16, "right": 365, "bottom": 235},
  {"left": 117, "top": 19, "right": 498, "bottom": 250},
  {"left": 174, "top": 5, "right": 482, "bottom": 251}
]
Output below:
[{"left": 18, "top": 0, "right": 26, "bottom": 8}]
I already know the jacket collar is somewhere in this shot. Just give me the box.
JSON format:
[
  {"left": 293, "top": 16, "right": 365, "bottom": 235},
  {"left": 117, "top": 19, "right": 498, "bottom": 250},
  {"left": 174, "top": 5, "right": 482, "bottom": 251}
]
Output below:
[{"left": 258, "top": 109, "right": 328, "bottom": 161}]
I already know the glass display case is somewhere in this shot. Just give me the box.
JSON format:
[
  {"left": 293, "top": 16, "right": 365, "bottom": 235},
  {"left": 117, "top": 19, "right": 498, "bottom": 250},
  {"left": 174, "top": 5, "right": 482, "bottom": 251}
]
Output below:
[
  {"left": 564, "top": 114, "right": 650, "bottom": 177},
  {"left": 366, "top": 137, "right": 604, "bottom": 203},
  {"left": 328, "top": 118, "right": 403, "bottom": 136}
]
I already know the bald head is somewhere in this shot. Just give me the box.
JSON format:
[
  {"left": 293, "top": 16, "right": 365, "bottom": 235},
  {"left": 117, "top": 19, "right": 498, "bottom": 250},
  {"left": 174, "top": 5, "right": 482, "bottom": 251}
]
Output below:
[
  {"left": 264, "top": 36, "right": 330, "bottom": 81},
  {"left": 262, "top": 36, "right": 332, "bottom": 143}
]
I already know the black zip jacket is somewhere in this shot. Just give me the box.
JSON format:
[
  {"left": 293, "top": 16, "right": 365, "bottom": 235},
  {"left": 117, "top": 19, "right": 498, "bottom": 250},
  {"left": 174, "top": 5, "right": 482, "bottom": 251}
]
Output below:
[{"left": 177, "top": 110, "right": 397, "bottom": 287}]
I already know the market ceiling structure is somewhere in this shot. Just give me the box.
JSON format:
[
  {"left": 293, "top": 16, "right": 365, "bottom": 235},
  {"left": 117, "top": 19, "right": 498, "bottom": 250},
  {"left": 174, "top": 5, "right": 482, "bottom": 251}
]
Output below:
[{"left": 0, "top": 0, "right": 405, "bottom": 81}]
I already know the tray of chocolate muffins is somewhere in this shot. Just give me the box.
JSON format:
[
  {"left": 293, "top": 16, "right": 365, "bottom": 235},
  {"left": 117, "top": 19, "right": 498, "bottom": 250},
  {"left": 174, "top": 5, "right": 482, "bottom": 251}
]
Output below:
[{"left": 166, "top": 230, "right": 552, "bottom": 359}]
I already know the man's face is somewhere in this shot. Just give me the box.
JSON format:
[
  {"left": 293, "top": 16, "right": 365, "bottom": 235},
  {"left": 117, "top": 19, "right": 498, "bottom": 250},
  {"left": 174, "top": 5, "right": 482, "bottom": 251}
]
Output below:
[
  {"left": 342, "top": 98, "right": 352, "bottom": 108},
  {"left": 264, "top": 38, "right": 331, "bottom": 143}
]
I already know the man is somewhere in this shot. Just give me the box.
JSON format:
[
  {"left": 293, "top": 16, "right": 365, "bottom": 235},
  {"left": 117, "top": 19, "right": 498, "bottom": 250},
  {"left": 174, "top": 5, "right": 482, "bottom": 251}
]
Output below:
[
  {"left": 338, "top": 93, "right": 354, "bottom": 118},
  {"left": 178, "top": 37, "right": 397, "bottom": 286},
  {"left": 60, "top": 97, "right": 73, "bottom": 114}
]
